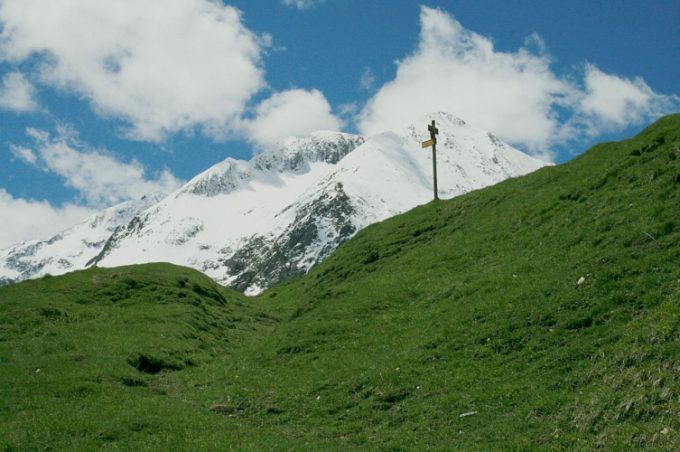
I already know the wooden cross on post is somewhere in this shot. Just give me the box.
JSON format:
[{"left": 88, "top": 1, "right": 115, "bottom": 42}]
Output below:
[{"left": 421, "top": 120, "right": 439, "bottom": 200}]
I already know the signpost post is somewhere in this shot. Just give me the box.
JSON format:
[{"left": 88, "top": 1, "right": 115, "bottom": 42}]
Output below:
[{"left": 421, "top": 120, "right": 439, "bottom": 200}]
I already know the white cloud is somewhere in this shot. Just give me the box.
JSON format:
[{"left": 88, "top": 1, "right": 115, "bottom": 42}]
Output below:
[
  {"left": 19, "top": 127, "right": 183, "bottom": 207},
  {"left": 244, "top": 89, "right": 342, "bottom": 148},
  {"left": 281, "top": 0, "right": 326, "bottom": 10},
  {"left": 0, "top": 0, "right": 266, "bottom": 141},
  {"left": 0, "top": 71, "right": 40, "bottom": 112},
  {"left": 358, "top": 6, "right": 679, "bottom": 156},
  {"left": 0, "top": 189, "right": 94, "bottom": 249},
  {"left": 358, "top": 7, "right": 570, "bottom": 152},
  {"left": 575, "top": 64, "right": 679, "bottom": 134},
  {"left": 3, "top": 126, "right": 185, "bottom": 249},
  {"left": 9, "top": 145, "right": 37, "bottom": 164}
]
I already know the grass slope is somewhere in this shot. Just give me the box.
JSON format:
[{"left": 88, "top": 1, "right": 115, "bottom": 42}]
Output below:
[
  {"left": 0, "top": 264, "right": 282, "bottom": 449},
  {"left": 1, "top": 114, "right": 679, "bottom": 449}
]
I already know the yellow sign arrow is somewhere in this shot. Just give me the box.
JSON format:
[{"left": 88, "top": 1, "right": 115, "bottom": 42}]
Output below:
[{"left": 421, "top": 139, "right": 435, "bottom": 148}]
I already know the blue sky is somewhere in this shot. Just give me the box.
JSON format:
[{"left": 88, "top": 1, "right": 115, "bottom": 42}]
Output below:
[{"left": 0, "top": 0, "right": 678, "bottom": 248}]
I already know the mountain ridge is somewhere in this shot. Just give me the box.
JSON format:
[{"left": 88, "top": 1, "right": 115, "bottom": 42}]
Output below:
[{"left": 0, "top": 114, "right": 547, "bottom": 293}]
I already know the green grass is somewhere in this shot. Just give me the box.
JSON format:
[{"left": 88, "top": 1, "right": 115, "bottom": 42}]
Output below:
[{"left": 2, "top": 114, "right": 679, "bottom": 449}]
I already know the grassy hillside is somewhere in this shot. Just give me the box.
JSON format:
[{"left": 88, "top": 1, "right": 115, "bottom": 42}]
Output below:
[
  {"left": 1, "top": 114, "right": 679, "bottom": 449},
  {"left": 0, "top": 264, "right": 284, "bottom": 449}
]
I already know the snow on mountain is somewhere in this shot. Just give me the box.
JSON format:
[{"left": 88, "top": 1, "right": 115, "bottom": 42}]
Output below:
[
  {"left": 89, "top": 131, "right": 366, "bottom": 293},
  {"left": 0, "top": 193, "right": 166, "bottom": 284},
  {"left": 207, "top": 112, "right": 548, "bottom": 293},
  {"left": 182, "top": 131, "right": 364, "bottom": 197},
  {"left": 0, "top": 114, "right": 548, "bottom": 293}
]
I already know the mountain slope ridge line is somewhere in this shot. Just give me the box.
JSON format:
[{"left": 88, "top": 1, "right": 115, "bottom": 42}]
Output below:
[{"left": 1, "top": 112, "right": 547, "bottom": 293}]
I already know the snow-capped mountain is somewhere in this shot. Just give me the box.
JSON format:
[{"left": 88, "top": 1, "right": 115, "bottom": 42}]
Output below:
[
  {"left": 0, "top": 193, "right": 165, "bottom": 284},
  {"left": 0, "top": 113, "right": 548, "bottom": 293}
]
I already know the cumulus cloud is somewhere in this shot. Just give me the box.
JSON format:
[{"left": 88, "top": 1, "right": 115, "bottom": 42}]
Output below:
[
  {"left": 0, "top": 0, "right": 266, "bottom": 141},
  {"left": 281, "top": 0, "right": 326, "bottom": 10},
  {"left": 0, "top": 189, "right": 94, "bottom": 249},
  {"left": 16, "top": 127, "right": 183, "bottom": 207},
  {"left": 3, "top": 125, "right": 185, "bottom": 249},
  {"left": 575, "top": 64, "right": 680, "bottom": 134},
  {"left": 244, "top": 89, "right": 342, "bottom": 148},
  {"left": 0, "top": 71, "right": 40, "bottom": 112},
  {"left": 358, "top": 6, "right": 679, "bottom": 156},
  {"left": 358, "top": 7, "right": 571, "bottom": 151}
]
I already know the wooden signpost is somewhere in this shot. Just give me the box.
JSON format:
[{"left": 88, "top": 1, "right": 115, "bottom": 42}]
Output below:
[{"left": 421, "top": 120, "right": 439, "bottom": 200}]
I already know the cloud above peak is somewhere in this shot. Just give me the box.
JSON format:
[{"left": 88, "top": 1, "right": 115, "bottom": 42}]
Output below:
[
  {"left": 244, "top": 89, "right": 342, "bottom": 149},
  {"left": 0, "top": 2, "right": 675, "bottom": 157},
  {"left": 358, "top": 6, "right": 679, "bottom": 157},
  {"left": 358, "top": 7, "right": 570, "bottom": 152}
]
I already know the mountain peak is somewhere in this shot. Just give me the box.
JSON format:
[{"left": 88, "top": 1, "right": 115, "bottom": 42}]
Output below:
[
  {"left": 280, "top": 130, "right": 358, "bottom": 145},
  {"left": 1, "top": 118, "right": 546, "bottom": 293},
  {"left": 261, "top": 130, "right": 365, "bottom": 167},
  {"left": 418, "top": 111, "right": 467, "bottom": 128},
  {"left": 401, "top": 112, "right": 491, "bottom": 147},
  {"left": 180, "top": 131, "right": 365, "bottom": 198}
]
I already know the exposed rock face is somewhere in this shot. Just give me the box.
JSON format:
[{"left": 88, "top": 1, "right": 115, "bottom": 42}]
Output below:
[{"left": 220, "top": 182, "right": 357, "bottom": 293}]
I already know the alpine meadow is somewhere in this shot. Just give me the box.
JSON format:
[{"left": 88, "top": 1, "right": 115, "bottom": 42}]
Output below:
[{"left": 1, "top": 115, "right": 679, "bottom": 449}]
